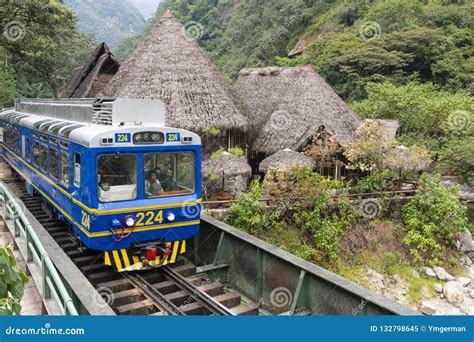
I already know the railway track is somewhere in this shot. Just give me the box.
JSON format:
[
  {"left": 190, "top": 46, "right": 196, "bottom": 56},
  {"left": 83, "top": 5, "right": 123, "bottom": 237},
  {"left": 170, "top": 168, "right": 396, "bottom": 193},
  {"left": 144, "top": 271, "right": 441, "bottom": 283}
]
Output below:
[{"left": 5, "top": 178, "right": 258, "bottom": 316}]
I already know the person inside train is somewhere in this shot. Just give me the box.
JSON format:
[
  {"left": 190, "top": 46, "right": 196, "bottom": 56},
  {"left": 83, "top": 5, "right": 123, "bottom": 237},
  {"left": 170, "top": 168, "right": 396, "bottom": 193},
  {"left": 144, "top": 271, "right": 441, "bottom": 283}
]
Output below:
[
  {"left": 145, "top": 171, "right": 163, "bottom": 197},
  {"left": 161, "top": 168, "right": 179, "bottom": 192}
]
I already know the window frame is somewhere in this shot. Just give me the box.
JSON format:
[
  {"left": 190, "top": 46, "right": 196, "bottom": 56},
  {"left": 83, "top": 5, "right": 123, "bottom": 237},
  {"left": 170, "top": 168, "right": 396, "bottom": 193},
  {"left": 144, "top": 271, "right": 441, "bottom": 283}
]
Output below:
[
  {"left": 143, "top": 151, "right": 196, "bottom": 199},
  {"left": 32, "top": 141, "right": 40, "bottom": 167},
  {"left": 39, "top": 143, "right": 48, "bottom": 173},
  {"left": 96, "top": 153, "right": 138, "bottom": 203},
  {"left": 60, "top": 151, "right": 70, "bottom": 187},
  {"left": 74, "top": 152, "right": 81, "bottom": 188},
  {"left": 50, "top": 146, "right": 59, "bottom": 180}
]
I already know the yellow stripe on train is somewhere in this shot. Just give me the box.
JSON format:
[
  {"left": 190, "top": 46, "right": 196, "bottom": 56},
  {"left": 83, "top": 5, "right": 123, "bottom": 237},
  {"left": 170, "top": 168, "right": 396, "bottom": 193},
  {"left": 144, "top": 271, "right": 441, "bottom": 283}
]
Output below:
[{"left": 104, "top": 240, "right": 188, "bottom": 272}]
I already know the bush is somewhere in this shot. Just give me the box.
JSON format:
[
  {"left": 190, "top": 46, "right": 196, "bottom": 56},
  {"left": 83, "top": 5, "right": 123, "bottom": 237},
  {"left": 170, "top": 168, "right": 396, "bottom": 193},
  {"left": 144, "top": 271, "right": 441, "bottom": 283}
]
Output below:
[
  {"left": 0, "top": 244, "right": 28, "bottom": 315},
  {"left": 226, "top": 180, "right": 268, "bottom": 235},
  {"left": 402, "top": 174, "right": 470, "bottom": 265},
  {"left": 438, "top": 137, "right": 474, "bottom": 186}
]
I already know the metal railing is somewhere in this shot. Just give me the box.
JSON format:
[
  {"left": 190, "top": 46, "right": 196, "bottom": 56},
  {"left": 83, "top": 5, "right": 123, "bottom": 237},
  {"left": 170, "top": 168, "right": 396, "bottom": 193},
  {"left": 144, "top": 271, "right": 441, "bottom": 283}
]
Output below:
[{"left": 0, "top": 182, "right": 78, "bottom": 315}]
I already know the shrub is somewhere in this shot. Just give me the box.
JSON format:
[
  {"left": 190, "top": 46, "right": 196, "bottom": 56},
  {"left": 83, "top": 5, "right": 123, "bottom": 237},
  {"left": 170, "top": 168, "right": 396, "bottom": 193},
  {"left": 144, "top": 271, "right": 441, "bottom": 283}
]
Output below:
[
  {"left": 226, "top": 180, "right": 268, "bottom": 235},
  {"left": 402, "top": 174, "right": 470, "bottom": 264},
  {"left": 228, "top": 147, "right": 245, "bottom": 157},
  {"left": 0, "top": 244, "right": 28, "bottom": 315}
]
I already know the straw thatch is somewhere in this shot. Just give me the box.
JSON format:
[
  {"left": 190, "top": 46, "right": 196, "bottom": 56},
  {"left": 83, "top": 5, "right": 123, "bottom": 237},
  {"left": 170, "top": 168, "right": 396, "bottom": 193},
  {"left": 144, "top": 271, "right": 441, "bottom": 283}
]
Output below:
[
  {"left": 234, "top": 66, "right": 362, "bottom": 155},
  {"left": 365, "top": 119, "right": 399, "bottom": 139},
  {"left": 61, "top": 42, "right": 119, "bottom": 98},
  {"left": 203, "top": 152, "right": 252, "bottom": 196},
  {"left": 101, "top": 11, "right": 249, "bottom": 133},
  {"left": 259, "top": 149, "right": 316, "bottom": 173},
  {"left": 384, "top": 145, "right": 430, "bottom": 172},
  {"left": 203, "top": 153, "right": 252, "bottom": 178}
]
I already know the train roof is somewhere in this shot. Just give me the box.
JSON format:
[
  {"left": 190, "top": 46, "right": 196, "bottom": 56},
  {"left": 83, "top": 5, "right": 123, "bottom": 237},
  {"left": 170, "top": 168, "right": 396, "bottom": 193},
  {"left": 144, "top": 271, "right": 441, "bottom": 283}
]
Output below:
[{"left": 0, "top": 100, "right": 201, "bottom": 148}]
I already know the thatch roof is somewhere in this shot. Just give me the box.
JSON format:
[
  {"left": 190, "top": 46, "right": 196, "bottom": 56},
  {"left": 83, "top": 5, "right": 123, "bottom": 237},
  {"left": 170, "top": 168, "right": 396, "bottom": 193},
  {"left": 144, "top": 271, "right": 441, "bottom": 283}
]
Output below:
[
  {"left": 61, "top": 42, "right": 119, "bottom": 98},
  {"left": 259, "top": 149, "right": 316, "bottom": 173},
  {"left": 234, "top": 66, "right": 362, "bottom": 155},
  {"left": 203, "top": 153, "right": 252, "bottom": 177},
  {"left": 365, "top": 119, "right": 399, "bottom": 139},
  {"left": 101, "top": 11, "right": 249, "bottom": 133}
]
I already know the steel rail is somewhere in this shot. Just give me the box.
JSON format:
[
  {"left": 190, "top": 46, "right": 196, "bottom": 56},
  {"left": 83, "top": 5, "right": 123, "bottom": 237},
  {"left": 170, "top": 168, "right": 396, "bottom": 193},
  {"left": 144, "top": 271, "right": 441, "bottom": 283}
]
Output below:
[
  {"left": 124, "top": 273, "right": 186, "bottom": 316},
  {"left": 162, "top": 265, "right": 234, "bottom": 316}
]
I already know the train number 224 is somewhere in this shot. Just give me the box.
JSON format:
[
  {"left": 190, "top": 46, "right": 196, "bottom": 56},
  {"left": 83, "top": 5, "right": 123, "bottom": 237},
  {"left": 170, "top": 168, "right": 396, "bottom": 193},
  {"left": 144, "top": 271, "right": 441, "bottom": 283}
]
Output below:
[{"left": 136, "top": 211, "right": 164, "bottom": 226}]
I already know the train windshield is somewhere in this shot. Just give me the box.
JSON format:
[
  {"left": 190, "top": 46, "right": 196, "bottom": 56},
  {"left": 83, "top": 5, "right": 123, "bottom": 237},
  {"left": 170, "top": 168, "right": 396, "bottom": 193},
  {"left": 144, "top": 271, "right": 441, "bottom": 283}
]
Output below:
[
  {"left": 144, "top": 152, "right": 195, "bottom": 198},
  {"left": 97, "top": 154, "right": 137, "bottom": 202}
]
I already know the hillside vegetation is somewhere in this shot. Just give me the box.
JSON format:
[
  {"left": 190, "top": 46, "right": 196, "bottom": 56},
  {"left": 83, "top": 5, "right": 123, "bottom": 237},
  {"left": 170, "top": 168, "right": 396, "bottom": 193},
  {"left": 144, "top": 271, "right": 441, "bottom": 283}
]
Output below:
[{"left": 64, "top": 0, "right": 145, "bottom": 48}]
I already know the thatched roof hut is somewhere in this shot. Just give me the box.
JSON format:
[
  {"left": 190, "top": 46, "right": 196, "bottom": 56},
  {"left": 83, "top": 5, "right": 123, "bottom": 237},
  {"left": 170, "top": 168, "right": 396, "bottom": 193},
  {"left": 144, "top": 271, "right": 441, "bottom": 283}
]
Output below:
[
  {"left": 365, "top": 119, "right": 399, "bottom": 139},
  {"left": 203, "top": 153, "right": 252, "bottom": 178},
  {"left": 234, "top": 66, "right": 362, "bottom": 155},
  {"left": 61, "top": 42, "right": 119, "bottom": 98},
  {"left": 101, "top": 11, "right": 249, "bottom": 133},
  {"left": 203, "top": 152, "right": 252, "bottom": 196},
  {"left": 259, "top": 149, "right": 316, "bottom": 173}
]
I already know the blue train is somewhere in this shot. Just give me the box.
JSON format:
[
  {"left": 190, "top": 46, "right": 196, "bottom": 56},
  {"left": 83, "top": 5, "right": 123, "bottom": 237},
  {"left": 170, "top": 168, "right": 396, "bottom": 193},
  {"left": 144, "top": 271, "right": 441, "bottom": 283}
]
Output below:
[{"left": 0, "top": 98, "right": 202, "bottom": 272}]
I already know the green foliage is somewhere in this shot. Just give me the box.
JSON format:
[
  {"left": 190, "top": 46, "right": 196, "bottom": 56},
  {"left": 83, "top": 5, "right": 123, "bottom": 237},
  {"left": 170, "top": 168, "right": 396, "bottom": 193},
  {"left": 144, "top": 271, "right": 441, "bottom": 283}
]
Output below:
[
  {"left": 0, "top": 244, "right": 28, "bottom": 315},
  {"left": 226, "top": 180, "right": 267, "bottom": 235},
  {"left": 227, "top": 147, "right": 244, "bottom": 158},
  {"left": 345, "top": 121, "right": 396, "bottom": 172},
  {"left": 210, "top": 147, "right": 245, "bottom": 159},
  {"left": 0, "top": 49, "right": 16, "bottom": 107},
  {"left": 64, "top": 0, "right": 145, "bottom": 49},
  {"left": 352, "top": 80, "right": 473, "bottom": 137},
  {"left": 349, "top": 170, "right": 393, "bottom": 194},
  {"left": 0, "top": 0, "right": 96, "bottom": 97},
  {"left": 438, "top": 137, "right": 474, "bottom": 185},
  {"left": 402, "top": 174, "right": 470, "bottom": 265},
  {"left": 210, "top": 147, "right": 225, "bottom": 159}
]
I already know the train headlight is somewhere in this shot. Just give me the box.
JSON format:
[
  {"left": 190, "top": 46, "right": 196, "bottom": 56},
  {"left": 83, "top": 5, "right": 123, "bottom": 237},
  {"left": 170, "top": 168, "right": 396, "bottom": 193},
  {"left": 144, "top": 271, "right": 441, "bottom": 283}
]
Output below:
[
  {"left": 151, "top": 133, "right": 161, "bottom": 142},
  {"left": 124, "top": 215, "right": 136, "bottom": 228},
  {"left": 135, "top": 133, "right": 143, "bottom": 142},
  {"left": 167, "top": 213, "right": 175, "bottom": 222}
]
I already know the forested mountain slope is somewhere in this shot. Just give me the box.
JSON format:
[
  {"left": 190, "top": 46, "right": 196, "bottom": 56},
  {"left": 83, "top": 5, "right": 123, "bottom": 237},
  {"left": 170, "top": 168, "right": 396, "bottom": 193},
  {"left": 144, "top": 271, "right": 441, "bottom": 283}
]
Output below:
[{"left": 64, "top": 0, "right": 145, "bottom": 48}]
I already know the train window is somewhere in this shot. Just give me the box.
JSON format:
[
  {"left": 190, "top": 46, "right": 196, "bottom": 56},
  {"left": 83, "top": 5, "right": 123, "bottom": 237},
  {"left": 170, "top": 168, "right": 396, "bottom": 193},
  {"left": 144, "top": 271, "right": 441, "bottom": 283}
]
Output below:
[
  {"left": 60, "top": 152, "right": 69, "bottom": 186},
  {"left": 74, "top": 152, "right": 81, "bottom": 188},
  {"left": 143, "top": 152, "right": 195, "bottom": 198},
  {"left": 50, "top": 147, "right": 58, "bottom": 180},
  {"left": 40, "top": 144, "right": 48, "bottom": 172},
  {"left": 33, "top": 141, "right": 40, "bottom": 167},
  {"left": 97, "top": 154, "right": 137, "bottom": 202},
  {"left": 23, "top": 136, "right": 31, "bottom": 161}
]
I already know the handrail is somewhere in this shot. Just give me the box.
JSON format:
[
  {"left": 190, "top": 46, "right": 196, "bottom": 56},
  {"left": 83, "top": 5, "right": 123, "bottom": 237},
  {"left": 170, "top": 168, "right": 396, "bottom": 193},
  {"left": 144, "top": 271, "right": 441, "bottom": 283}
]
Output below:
[{"left": 0, "top": 182, "right": 78, "bottom": 315}]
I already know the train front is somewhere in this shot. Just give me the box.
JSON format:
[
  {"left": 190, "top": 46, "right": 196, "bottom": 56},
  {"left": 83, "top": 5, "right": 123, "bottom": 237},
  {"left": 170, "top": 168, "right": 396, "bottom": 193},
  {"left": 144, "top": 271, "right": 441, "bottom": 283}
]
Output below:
[{"left": 78, "top": 126, "right": 202, "bottom": 272}]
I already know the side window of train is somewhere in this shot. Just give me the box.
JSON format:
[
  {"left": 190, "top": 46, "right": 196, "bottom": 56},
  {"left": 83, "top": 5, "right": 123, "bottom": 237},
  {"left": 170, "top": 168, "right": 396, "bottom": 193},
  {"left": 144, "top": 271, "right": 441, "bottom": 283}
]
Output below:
[
  {"left": 50, "top": 147, "right": 58, "bottom": 180},
  {"left": 33, "top": 141, "right": 40, "bottom": 167},
  {"left": 40, "top": 144, "right": 48, "bottom": 173},
  {"left": 22, "top": 136, "right": 31, "bottom": 161},
  {"left": 74, "top": 152, "right": 81, "bottom": 188},
  {"left": 60, "top": 152, "right": 69, "bottom": 186}
]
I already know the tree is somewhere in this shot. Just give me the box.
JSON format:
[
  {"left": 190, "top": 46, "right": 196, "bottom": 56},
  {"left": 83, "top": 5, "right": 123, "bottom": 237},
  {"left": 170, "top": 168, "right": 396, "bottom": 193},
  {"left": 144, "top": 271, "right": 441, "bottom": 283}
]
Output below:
[
  {"left": 0, "top": 244, "right": 28, "bottom": 315},
  {"left": 383, "top": 145, "right": 431, "bottom": 182},
  {"left": 345, "top": 121, "right": 396, "bottom": 173},
  {"left": 0, "top": 0, "right": 95, "bottom": 97}
]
